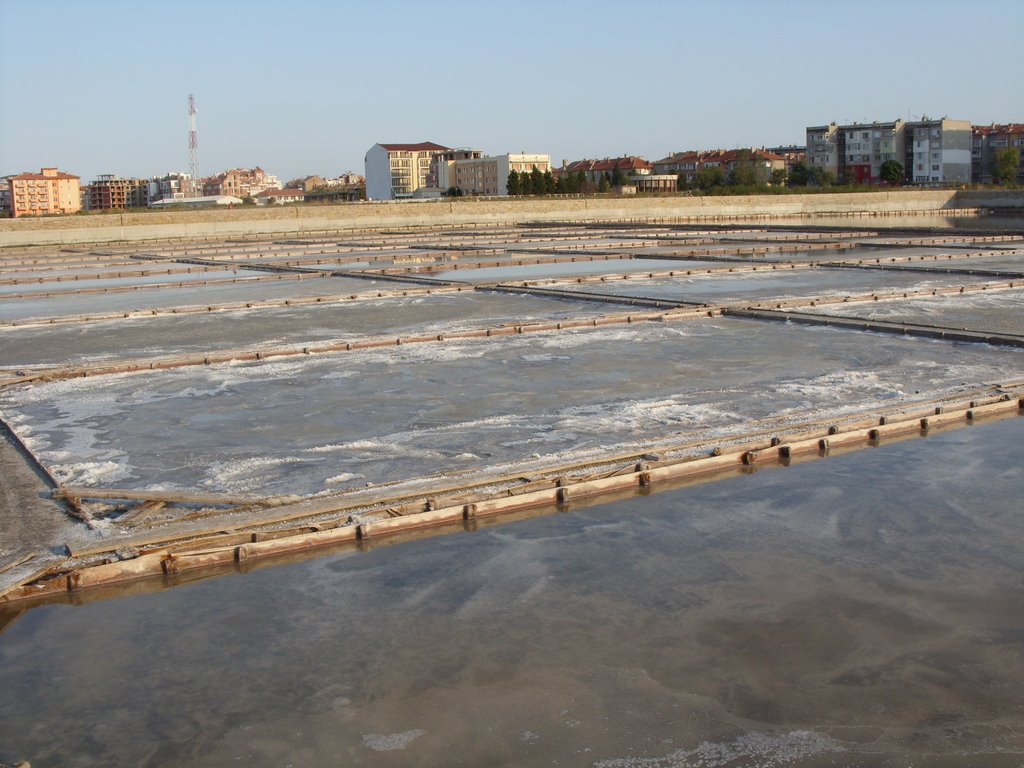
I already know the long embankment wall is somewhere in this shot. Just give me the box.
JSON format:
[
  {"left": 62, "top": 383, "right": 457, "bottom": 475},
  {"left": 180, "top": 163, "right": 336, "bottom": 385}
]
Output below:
[{"left": 1, "top": 189, "right": 1021, "bottom": 248}]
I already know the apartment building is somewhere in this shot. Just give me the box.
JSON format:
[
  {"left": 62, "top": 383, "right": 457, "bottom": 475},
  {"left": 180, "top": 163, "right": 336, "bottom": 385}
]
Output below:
[
  {"left": 6, "top": 167, "right": 81, "bottom": 217},
  {"left": 842, "top": 120, "right": 906, "bottom": 184},
  {"left": 454, "top": 153, "right": 551, "bottom": 196},
  {"left": 364, "top": 142, "right": 450, "bottom": 200},
  {"left": 203, "top": 167, "right": 280, "bottom": 199},
  {"left": 805, "top": 117, "right": 970, "bottom": 184},
  {"left": 147, "top": 172, "right": 197, "bottom": 203},
  {"left": 905, "top": 118, "right": 971, "bottom": 184},
  {"left": 972, "top": 123, "right": 1024, "bottom": 185},
  {"left": 0, "top": 178, "right": 12, "bottom": 217},
  {"left": 432, "top": 149, "right": 484, "bottom": 192},
  {"left": 805, "top": 123, "right": 843, "bottom": 181},
  {"left": 85, "top": 174, "right": 150, "bottom": 210}
]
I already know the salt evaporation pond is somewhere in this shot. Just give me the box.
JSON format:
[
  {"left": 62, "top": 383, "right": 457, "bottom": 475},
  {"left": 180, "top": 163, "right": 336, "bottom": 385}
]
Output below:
[
  {"left": 1, "top": 417, "right": 1021, "bottom": 766},
  {"left": 1, "top": 318, "right": 1019, "bottom": 495},
  {"left": 547, "top": 266, "right": 977, "bottom": 304},
  {"left": 0, "top": 291, "right": 607, "bottom": 368},
  {"left": 804, "top": 288, "right": 1024, "bottom": 335},
  {"left": 0, "top": 274, "right": 379, "bottom": 322}
]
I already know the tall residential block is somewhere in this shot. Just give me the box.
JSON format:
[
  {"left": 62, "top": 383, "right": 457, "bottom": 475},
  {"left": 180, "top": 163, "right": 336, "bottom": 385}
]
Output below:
[
  {"left": 805, "top": 123, "right": 842, "bottom": 181},
  {"left": 841, "top": 120, "right": 905, "bottom": 184},
  {"left": 6, "top": 167, "right": 81, "bottom": 217},
  {"left": 364, "top": 142, "right": 450, "bottom": 200},
  {"left": 905, "top": 118, "right": 971, "bottom": 184},
  {"left": 806, "top": 117, "right": 971, "bottom": 185}
]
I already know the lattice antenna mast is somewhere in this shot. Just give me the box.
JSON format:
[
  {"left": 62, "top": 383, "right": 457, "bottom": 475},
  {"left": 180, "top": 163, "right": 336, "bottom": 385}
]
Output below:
[{"left": 188, "top": 93, "right": 200, "bottom": 197}]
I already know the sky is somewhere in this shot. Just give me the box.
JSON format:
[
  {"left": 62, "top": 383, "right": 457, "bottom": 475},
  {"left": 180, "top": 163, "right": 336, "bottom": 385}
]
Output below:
[{"left": 1, "top": 0, "right": 1022, "bottom": 183}]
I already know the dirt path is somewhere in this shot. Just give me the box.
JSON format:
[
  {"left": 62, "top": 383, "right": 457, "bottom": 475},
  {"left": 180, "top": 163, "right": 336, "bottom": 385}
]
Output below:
[{"left": 0, "top": 423, "right": 84, "bottom": 596}]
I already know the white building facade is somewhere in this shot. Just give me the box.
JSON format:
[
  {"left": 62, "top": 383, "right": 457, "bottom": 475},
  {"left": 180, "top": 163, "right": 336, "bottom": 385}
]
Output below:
[
  {"left": 906, "top": 118, "right": 971, "bottom": 184},
  {"left": 365, "top": 142, "right": 449, "bottom": 200}
]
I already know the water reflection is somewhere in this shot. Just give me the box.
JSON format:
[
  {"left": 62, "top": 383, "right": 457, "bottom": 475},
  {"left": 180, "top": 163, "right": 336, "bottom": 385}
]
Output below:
[{"left": 1, "top": 417, "right": 1022, "bottom": 766}]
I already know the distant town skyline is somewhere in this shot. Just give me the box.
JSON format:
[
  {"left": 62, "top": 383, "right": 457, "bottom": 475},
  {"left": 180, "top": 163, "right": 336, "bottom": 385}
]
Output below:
[{"left": 2, "top": 0, "right": 1022, "bottom": 183}]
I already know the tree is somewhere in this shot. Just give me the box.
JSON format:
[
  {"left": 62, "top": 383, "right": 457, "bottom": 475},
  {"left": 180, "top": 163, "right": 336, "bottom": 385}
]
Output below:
[
  {"left": 543, "top": 170, "right": 556, "bottom": 194},
  {"left": 769, "top": 168, "right": 788, "bottom": 187},
  {"left": 676, "top": 173, "right": 690, "bottom": 191},
  {"left": 728, "top": 150, "right": 767, "bottom": 187},
  {"left": 880, "top": 160, "right": 904, "bottom": 186},
  {"left": 993, "top": 147, "right": 1019, "bottom": 186},
  {"left": 808, "top": 167, "right": 834, "bottom": 187},
  {"left": 446, "top": 186, "right": 463, "bottom": 197},
  {"left": 597, "top": 176, "right": 611, "bottom": 193},
  {"left": 788, "top": 162, "right": 810, "bottom": 186},
  {"left": 506, "top": 169, "right": 521, "bottom": 196},
  {"left": 530, "top": 166, "right": 545, "bottom": 195},
  {"left": 611, "top": 164, "right": 624, "bottom": 188},
  {"left": 694, "top": 166, "right": 725, "bottom": 191}
]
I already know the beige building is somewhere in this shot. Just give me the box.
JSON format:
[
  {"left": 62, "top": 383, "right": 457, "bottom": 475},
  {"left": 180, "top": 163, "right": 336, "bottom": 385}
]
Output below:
[
  {"left": 454, "top": 153, "right": 551, "bottom": 196},
  {"left": 203, "top": 167, "right": 280, "bottom": 199},
  {"left": 7, "top": 167, "right": 81, "bottom": 217}
]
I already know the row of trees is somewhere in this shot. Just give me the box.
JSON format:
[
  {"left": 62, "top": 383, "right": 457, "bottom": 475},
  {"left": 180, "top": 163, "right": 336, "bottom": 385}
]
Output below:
[{"left": 505, "top": 164, "right": 637, "bottom": 196}]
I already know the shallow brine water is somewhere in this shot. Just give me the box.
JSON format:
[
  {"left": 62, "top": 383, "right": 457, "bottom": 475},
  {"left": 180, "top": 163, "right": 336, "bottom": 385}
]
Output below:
[
  {"left": 1, "top": 319, "right": 1019, "bottom": 495},
  {"left": 1, "top": 417, "right": 1021, "bottom": 766}
]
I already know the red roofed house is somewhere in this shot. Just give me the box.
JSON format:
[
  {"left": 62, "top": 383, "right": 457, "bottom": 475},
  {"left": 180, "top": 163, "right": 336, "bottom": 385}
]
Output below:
[
  {"left": 972, "top": 124, "right": 1024, "bottom": 185},
  {"left": 254, "top": 188, "right": 306, "bottom": 205},
  {"left": 653, "top": 149, "right": 786, "bottom": 186},
  {"left": 7, "top": 167, "right": 81, "bottom": 218},
  {"left": 364, "top": 142, "right": 450, "bottom": 200},
  {"left": 558, "top": 156, "right": 653, "bottom": 185}
]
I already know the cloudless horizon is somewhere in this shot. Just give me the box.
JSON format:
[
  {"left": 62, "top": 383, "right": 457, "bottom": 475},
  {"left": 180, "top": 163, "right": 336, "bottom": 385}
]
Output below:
[{"left": 2, "top": 0, "right": 1022, "bottom": 184}]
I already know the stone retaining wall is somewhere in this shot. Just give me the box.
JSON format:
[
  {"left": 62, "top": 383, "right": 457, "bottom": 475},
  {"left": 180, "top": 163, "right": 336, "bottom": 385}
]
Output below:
[{"left": 0, "top": 189, "right": 1019, "bottom": 248}]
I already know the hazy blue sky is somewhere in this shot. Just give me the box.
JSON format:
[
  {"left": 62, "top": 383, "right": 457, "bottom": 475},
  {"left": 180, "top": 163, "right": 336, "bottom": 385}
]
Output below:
[{"left": 2, "top": 0, "right": 1021, "bottom": 183}]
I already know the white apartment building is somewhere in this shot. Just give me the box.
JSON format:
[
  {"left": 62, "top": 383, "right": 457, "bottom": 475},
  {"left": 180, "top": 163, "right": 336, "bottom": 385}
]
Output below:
[
  {"left": 906, "top": 118, "right": 971, "bottom": 184},
  {"left": 806, "top": 123, "right": 841, "bottom": 180},
  {"left": 364, "top": 142, "right": 449, "bottom": 200}
]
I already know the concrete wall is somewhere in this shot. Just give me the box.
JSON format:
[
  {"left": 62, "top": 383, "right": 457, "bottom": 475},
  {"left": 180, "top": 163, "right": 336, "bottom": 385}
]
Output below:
[{"left": 0, "top": 189, "right": 1018, "bottom": 248}]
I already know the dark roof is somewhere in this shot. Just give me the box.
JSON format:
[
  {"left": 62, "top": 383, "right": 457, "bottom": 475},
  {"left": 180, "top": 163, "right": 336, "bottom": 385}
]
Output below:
[
  {"left": 563, "top": 156, "right": 652, "bottom": 173},
  {"left": 973, "top": 123, "right": 1024, "bottom": 136},
  {"left": 379, "top": 142, "right": 449, "bottom": 152},
  {"left": 10, "top": 171, "right": 80, "bottom": 181}
]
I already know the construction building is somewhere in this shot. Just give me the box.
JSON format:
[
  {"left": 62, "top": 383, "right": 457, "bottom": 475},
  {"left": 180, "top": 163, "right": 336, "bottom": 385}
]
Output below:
[{"left": 85, "top": 175, "right": 150, "bottom": 210}]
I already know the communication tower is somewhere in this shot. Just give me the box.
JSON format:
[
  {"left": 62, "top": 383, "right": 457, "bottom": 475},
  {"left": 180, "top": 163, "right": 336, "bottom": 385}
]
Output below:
[{"left": 188, "top": 93, "right": 200, "bottom": 197}]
